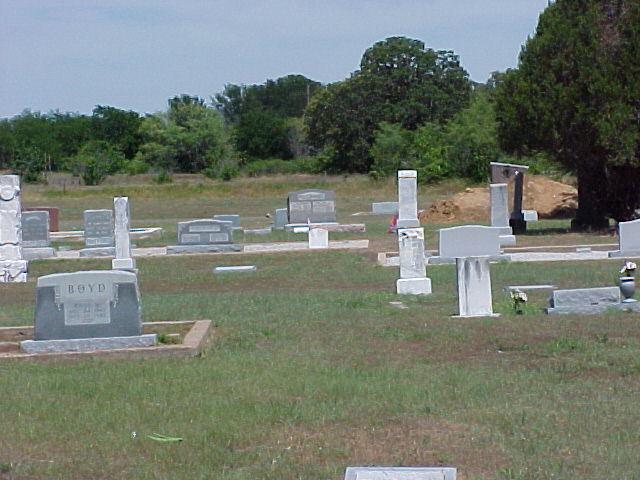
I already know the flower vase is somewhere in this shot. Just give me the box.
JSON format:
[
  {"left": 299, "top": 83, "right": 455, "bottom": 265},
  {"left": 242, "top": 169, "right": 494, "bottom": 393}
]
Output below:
[{"left": 619, "top": 276, "right": 636, "bottom": 303}]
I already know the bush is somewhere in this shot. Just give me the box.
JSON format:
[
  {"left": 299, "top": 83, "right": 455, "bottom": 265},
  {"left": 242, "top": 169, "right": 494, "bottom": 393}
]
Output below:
[
  {"left": 241, "top": 157, "right": 324, "bottom": 177},
  {"left": 122, "top": 158, "right": 150, "bottom": 175},
  {"left": 370, "top": 123, "right": 414, "bottom": 177},
  {"left": 11, "top": 145, "right": 45, "bottom": 183},
  {"left": 153, "top": 170, "right": 173, "bottom": 184},
  {"left": 66, "top": 141, "right": 126, "bottom": 185}
]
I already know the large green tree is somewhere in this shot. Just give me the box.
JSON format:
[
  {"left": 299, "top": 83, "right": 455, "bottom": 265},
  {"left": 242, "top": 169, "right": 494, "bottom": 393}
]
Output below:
[
  {"left": 305, "top": 36, "right": 471, "bottom": 172},
  {"left": 495, "top": 0, "right": 640, "bottom": 229}
]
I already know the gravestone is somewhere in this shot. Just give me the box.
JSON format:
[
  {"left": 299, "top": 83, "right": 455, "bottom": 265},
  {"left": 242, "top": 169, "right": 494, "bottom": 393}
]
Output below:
[
  {"left": 372, "top": 202, "right": 399, "bottom": 215},
  {"left": 24, "top": 206, "right": 60, "bottom": 231},
  {"left": 274, "top": 208, "right": 288, "bottom": 229},
  {"left": 112, "top": 197, "right": 135, "bottom": 271},
  {"left": 546, "top": 286, "right": 640, "bottom": 314},
  {"left": 609, "top": 218, "right": 640, "bottom": 258},
  {"left": 287, "top": 189, "right": 336, "bottom": 224},
  {"left": 0, "top": 175, "right": 28, "bottom": 283},
  {"left": 20, "top": 270, "right": 155, "bottom": 353},
  {"left": 490, "top": 162, "right": 536, "bottom": 234},
  {"left": 397, "top": 170, "right": 420, "bottom": 228},
  {"left": 167, "top": 219, "right": 242, "bottom": 254},
  {"left": 21, "top": 210, "right": 55, "bottom": 260},
  {"left": 397, "top": 227, "right": 431, "bottom": 295},
  {"left": 455, "top": 256, "right": 497, "bottom": 317},
  {"left": 308, "top": 226, "right": 329, "bottom": 249},
  {"left": 80, "top": 209, "right": 115, "bottom": 257},
  {"left": 490, "top": 183, "right": 511, "bottom": 234},
  {"left": 214, "top": 214, "right": 241, "bottom": 230},
  {"left": 344, "top": 467, "right": 457, "bottom": 480},
  {"left": 439, "top": 225, "right": 502, "bottom": 259}
]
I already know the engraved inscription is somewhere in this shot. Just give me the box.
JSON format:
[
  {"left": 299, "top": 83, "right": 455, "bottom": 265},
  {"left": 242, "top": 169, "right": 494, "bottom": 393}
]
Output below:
[
  {"left": 312, "top": 200, "right": 335, "bottom": 214},
  {"left": 190, "top": 224, "right": 221, "bottom": 233},
  {"left": 297, "top": 192, "right": 325, "bottom": 201},
  {"left": 180, "top": 233, "right": 202, "bottom": 244}
]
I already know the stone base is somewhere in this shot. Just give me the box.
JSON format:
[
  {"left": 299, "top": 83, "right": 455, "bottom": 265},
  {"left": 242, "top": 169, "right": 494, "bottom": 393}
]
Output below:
[
  {"left": 396, "top": 220, "right": 420, "bottom": 229},
  {"left": 492, "top": 226, "right": 513, "bottom": 235},
  {"left": 112, "top": 258, "right": 136, "bottom": 271},
  {"left": 166, "top": 244, "right": 243, "bottom": 255},
  {"left": 428, "top": 254, "right": 510, "bottom": 265},
  {"left": 452, "top": 313, "right": 500, "bottom": 318},
  {"left": 499, "top": 235, "right": 517, "bottom": 246},
  {"left": 396, "top": 277, "right": 432, "bottom": 295},
  {"left": 214, "top": 265, "right": 257, "bottom": 273},
  {"left": 608, "top": 250, "right": 640, "bottom": 258},
  {"left": 546, "top": 303, "right": 640, "bottom": 315},
  {"left": 79, "top": 247, "right": 115, "bottom": 258},
  {"left": 243, "top": 227, "right": 272, "bottom": 236},
  {"left": 23, "top": 247, "right": 56, "bottom": 260},
  {"left": 20, "top": 334, "right": 157, "bottom": 354},
  {"left": 0, "top": 260, "right": 28, "bottom": 283}
]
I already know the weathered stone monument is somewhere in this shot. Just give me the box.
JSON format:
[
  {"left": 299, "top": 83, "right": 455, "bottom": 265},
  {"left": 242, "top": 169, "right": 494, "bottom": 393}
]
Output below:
[
  {"left": 287, "top": 189, "right": 336, "bottom": 224},
  {"left": 490, "top": 161, "right": 537, "bottom": 234},
  {"left": 609, "top": 218, "right": 640, "bottom": 258},
  {"left": 0, "top": 175, "right": 28, "bottom": 283},
  {"left": 273, "top": 208, "right": 288, "bottom": 229},
  {"left": 23, "top": 206, "right": 60, "bottom": 231},
  {"left": 344, "top": 467, "right": 457, "bottom": 480},
  {"left": 21, "top": 210, "right": 55, "bottom": 259},
  {"left": 20, "top": 270, "right": 155, "bottom": 353},
  {"left": 308, "top": 226, "right": 329, "bottom": 249},
  {"left": 456, "top": 256, "right": 497, "bottom": 317},
  {"left": 112, "top": 197, "right": 136, "bottom": 271},
  {"left": 80, "top": 209, "right": 115, "bottom": 257},
  {"left": 395, "top": 170, "right": 431, "bottom": 295},
  {"left": 167, "top": 219, "right": 242, "bottom": 254},
  {"left": 490, "top": 183, "right": 511, "bottom": 234}
]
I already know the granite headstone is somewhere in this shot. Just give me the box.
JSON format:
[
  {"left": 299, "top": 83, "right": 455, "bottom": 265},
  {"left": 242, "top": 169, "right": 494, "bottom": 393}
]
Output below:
[
  {"left": 287, "top": 189, "right": 336, "bottom": 224},
  {"left": 609, "top": 218, "right": 640, "bottom": 257}
]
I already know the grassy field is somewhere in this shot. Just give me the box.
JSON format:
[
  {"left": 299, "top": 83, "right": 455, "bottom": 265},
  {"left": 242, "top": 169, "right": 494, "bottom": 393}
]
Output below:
[{"left": 1, "top": 176, "right": 638, "bottom": 479}]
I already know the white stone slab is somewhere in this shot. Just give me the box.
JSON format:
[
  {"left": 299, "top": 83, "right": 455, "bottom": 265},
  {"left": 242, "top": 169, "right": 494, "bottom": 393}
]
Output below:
[
  {"left": 113, "top": 197, "right": 136, "bottom": 271},
  {"left": 214, "top": 265, "right": 257, "bottom": 273},
  {"left": 21, "top": 334, "right": 157, "bottom": 354},
  {"left": 439, "top": 225, "right": 502, "bottom": 258},
  {"left": 490, "top": 183, "right": 509, "bottom": 229},
  {"left": 397, "top": 170, "right": 420, "bottom": 228},
  {"left": 609, "top": 218, "right": 640, "bottom": 257},
  {"left": 397, "top": 277, "right": 432, "bottom": 295},
  {"left": 523, "top": 209, "right": 538, "bottom": 222},
  {"left": 455, "top": 256, "right": 497, "bottom": 317},
  {"left": 308, "top": 227, "right": 329, "bottom": 249},
  {"left": 345, "top": 467, "right": 456, "bottom": 480}
]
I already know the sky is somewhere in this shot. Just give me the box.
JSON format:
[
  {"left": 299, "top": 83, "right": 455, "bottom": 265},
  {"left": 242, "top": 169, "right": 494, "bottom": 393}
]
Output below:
[{"left": 0, "top": 0, "right": 550, "bottom": 118}]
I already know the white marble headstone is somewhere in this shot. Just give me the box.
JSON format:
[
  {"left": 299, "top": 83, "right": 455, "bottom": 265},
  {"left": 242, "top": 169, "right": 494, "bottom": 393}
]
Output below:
[
  {"left": 397, "top": 170, "right": 420, "bottom": 228},
  {"left": 439, "top": 225, "right": 502, "bottom": 258},
  {"left": 112, "top": 197, "right": 135, "bottom": 271},
  {"left": 0, "top": 175, "right": 27, "bottom": 283},
  {"left": 455, "top": 256, "right": 495, "bottom": 317}
]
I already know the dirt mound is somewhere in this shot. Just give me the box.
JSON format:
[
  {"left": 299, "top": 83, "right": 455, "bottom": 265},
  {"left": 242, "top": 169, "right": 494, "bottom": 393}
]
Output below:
[{"left": 420, "top": 175, "right": 577, "bottom": 223}]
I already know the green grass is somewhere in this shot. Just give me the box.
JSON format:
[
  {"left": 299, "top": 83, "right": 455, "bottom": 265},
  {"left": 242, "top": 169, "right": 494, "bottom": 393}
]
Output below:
[{"left": 1, "top": 175, "right": 637, "bottom": 479}]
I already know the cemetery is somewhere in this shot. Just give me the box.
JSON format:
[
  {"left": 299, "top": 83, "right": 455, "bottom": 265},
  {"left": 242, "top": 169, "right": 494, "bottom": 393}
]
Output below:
[{"left": 0, "top": 170, "right": 639, "bottom": 479}]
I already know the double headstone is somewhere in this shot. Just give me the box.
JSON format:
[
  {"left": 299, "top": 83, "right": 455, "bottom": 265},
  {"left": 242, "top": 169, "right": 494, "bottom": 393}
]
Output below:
[
  {"left": 395, "top": 170, "right": 431, "bottom": 295},
  {"left": 80, "top": 209, "right": 115, "bottom": 257},
  {"left": 20, "top": 270, "right": 156, "bottom": 353},
  {"left": 21, "top": 210, "right": 55, "bottom": 259},
  {"left": 112, "top": 197, "right": 136, "bottom": 271},
  {"left": 287, "top": 189, "right": 336, "bottom": 224},
  {"left": 609, "top": 218, "right": 640, "bottom": 258},
  {"left": 0, "top": 175, "right": 28, "bottom": 283},
  {"left": 344, "top": 467, "right": 457, "bottom": 480},
  {"left": 167, "top": 219, "right": 242, "bottom": 254}
]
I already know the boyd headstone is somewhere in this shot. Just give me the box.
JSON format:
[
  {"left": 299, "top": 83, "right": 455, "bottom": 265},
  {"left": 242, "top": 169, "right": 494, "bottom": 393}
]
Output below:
[
  {"left": 344, "top": 467, "right": 457, "bottom": 480},
  {"left": 287, "top": 190, "right": 336, "bottom": 224},
  {"left": 0, "top": 175, "right": 28, "bottom": 283},
  {"left": 609, "top": 218, "right": 640, "bottom": 258},
  {"left": 167, "top": 219, "right": 242, "bottom": 254},
  {"left": 397, "top": 170, "right": 420, "bottom": 228},
  {"left": 397, "top": 227, "right": 431, "bottom": 295},
  {"left": 112, "top": 197, "right": 135, "bottom": 271},
  {"left": 20, "top": 270, "right": 155, "bottom": 353}
]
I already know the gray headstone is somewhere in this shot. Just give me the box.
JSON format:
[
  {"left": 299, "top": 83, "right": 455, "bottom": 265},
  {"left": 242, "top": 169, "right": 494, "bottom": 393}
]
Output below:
[
  {"left": 372, "top": 202, "right": 399, "bottom": 215},
  {"left": 456, "top": 256, "right": 495, "bottom": 317},
  {"left": 287, "top": 189, "right": 336, "bottom": 224},
  {"left": 490, "top": 183, "right": 510, "bottom": 231},
  {"left": 274, "top": 208, "right": 288, "bottom": 229},
  {"left": 213, "top": 214, "right": 241, "bottom": 229},
  {"left": 112, "top": 197, "right": 135, "bottom": 271},
  {"left": 0, "top": 175, "right": 27, "bottom": 283},
  {"left": 610, "top": 218, "right": 640, "bottom": 257},
  {"left": 84, "top": 209, "right": 115, "bottom": 247},
  {"left": 33, "top": 270, "right": 141, "bottom": 340},
  {"left": 345, "top": 467, "right": 456, "bottom": 480},
  {"left": 550, "top": 287, "right": 620, "bottom": 309},
  {"left": 439, "top": 225, "right": 502, "bottom": 258},
  {"left": 397, "top": 170, "right": 420, "bottom": 228},
  {"left": 21, "top": 211, "right": 50, "bottom": 248},
  {"left": 177, "top": 219, "right": 234, "bottom": 245}
]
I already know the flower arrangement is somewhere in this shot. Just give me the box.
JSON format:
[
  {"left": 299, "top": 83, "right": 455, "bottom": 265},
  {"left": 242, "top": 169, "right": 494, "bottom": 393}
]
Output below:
[
  {"left": 510, "top": 290, "right": 528, "bottom": 314},
  {"left": 620, "top": 261, "right": 637, "bottom": 277}
]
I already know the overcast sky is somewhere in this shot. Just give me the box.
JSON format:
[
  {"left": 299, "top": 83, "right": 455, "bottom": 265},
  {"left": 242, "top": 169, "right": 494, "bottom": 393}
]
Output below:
[{"left": 0, "top": 0, "right": 549, "bottom": 118}]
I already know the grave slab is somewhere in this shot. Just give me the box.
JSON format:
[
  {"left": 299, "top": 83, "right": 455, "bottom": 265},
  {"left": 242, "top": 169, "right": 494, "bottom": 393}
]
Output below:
[
  {"left": 545, "top": 286, "right": 640, "bottom": 314},
  {"left": 23, "top": 247, "right": 56, "bottom": 260},
  {"left": 167, "top": 244, "right": 242, "bottom": 255},
  {"left": 214, "top": 265, "right": 257, "bottom": 273},
  {"left": 371, "top": 201, "right": 399, "bottom": 215},
  {"left": 345, "top": 467, "right": 456, "bottom": 480},
  {"left": 21, "top": 334, "right": 157, "bottom": 354}
]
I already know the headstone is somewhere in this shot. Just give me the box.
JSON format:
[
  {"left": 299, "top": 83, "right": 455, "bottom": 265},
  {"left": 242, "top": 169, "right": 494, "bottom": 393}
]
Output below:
[
  {"left": 0, "top": 175, "right": 28, "bottom": 283},
  {"left": 397, "top": 227, "right": 431, "bottom": 295},
  {"left": 545, "top": 286, "right": 639, "bottom": 314},
  {"left": 167, "top": 219, "right": 242, "bottom": 254},
  {"left": 372, "top": 202, "right": 399, "bottom": 215},
  {"left": 455, "top": 256, "right": 497, "bottom": 317},
  {"left": 21, "top": 211, "right": 50, "bottom": 247},
  {"left": 397, "top": 170, "right": 420, "bottom": 228},
  {"left": 523, "top": 210, "right": 538, "bottom": 222},
  {"left": 23, "top": 206, "right": 60, "bottom": 231},
  {"left": 490, "top": 162, "right": 532, "bottom": 234},
  {"left": 490, "top": 183, "right": 511, "bottom": 234},
  {"left": 439, "top": 225, "right": 502, "bottom": 259},
  {"left": 26, "top": 271, "right": 144, "bottom": 343},
  {"left": 84, "top": 209, "right": 115, "bottom": 247},
  {"left": 308, "top": 227, "right": 329, "bottom": 249},
  {"left": 287, "top": 189, "right": 336, "bottom": 224},
  {"left": 344, "top": 467, "right": 457, "bottom": 480},
  {"left": 274, "top": 208, "right": 288, "bottom": 229},
  {"left": 112, "top": 197, "right": 135, "bottom": 271},
  {"left": 214, "top": 214, "right": 241, "bottom": 230},
  {"left": 609, "top": 218, "right": 640, "bottom": 257}
]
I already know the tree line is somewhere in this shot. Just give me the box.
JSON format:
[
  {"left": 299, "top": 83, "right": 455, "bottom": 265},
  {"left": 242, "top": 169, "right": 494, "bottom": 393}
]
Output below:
[{"left": 1, "top": 0, "right": 639, "bottom": 229}]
